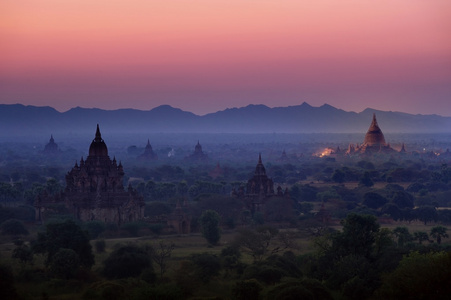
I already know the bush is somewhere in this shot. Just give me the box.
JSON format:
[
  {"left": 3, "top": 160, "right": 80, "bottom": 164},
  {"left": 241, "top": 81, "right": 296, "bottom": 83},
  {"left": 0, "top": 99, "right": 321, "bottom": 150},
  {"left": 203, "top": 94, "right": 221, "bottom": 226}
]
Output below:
[
  {"left": 120, "top": 222, "right": 143, "bottom": 237},
  {"left": 83, "top": 221, "right": 106, "bottom": 239},
  {"left": 49, "top": 248, "right": 80, "bottom": 279},
  {"left": 233, "top": 279, "right": 262, "bottom": 300},
  {"left": 33, "top": 220, "right": 94, "bottom": 268},
  {"left": 0, "top": 219, "right": 28, "bottom": 236},
  {"left": 102, "top": 245, "right": 152, "bottom": 279},
  {"left": 190, "top": 252, "right": 221, "bottom": 283}
]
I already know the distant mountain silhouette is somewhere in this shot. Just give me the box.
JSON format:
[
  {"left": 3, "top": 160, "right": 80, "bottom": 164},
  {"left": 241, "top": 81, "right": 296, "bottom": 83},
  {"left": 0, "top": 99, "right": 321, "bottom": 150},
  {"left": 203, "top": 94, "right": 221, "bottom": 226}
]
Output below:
[{"left": 1, "top": 102, "right": 450, "bottom": 136}]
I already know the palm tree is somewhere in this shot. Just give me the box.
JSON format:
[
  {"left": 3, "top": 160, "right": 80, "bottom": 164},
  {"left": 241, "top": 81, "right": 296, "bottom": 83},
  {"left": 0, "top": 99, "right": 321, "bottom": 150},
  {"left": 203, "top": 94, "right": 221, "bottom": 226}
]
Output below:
[
  {"left": 413, "top": 231, "right": 429, "bottom": 245},
  {"left": 430, "top": 226, "right": 449, "bottom": 244},
  {"left": 393, "top": 226, "right": 412, "bottom": 247}
]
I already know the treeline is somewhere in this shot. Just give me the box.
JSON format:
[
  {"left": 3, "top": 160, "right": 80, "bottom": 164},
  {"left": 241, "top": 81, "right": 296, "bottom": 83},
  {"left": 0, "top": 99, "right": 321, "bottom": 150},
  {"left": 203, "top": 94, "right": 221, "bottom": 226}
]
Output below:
[{"left": 1, "top": 215, "right": 450, "bottom": 299}]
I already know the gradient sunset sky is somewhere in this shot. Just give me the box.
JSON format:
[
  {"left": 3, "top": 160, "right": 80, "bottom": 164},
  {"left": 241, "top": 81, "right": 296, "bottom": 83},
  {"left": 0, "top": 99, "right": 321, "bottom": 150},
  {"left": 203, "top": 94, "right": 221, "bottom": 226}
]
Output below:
[{"left": 1, "top": 0, "right": 451, "bottom": 116}]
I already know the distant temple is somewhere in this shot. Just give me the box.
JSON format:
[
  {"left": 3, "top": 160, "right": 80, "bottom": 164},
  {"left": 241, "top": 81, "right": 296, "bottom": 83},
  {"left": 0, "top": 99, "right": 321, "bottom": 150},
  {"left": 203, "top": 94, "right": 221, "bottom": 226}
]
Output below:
[
  {"left": 346, "top": 114, "right": 398, "bottom": 155},
  {"left": 167, "top": 199, "right": 191, "bottom": 234},
  {"left": 246, "top": 154, "right": 275, "bottom": 198},
  {"left": 209, "top": 163, "right": 224, "bottom": 179},
  {"left": 234, "top": 154, "right": 289, "bottom": 215},
  {"left": 35, "top": 125, "right": 145, "bottom": 224},
  {"left": 42, "top": 135, "right": 60, "bottom": 155},
  {"left": 186, "top": 141, "right": 208, "bottom": 161},
  {"left": 276, "top": 149, "right": 289, "bottom": 162},
  {"left": 138, "top": 139, "right": 158, "bottom": 160}
]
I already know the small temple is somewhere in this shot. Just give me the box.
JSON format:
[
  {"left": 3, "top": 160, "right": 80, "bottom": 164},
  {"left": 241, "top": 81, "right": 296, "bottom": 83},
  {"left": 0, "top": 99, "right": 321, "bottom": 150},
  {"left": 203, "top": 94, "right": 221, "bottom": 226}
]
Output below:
[
  {"left": 138, "top": 139, "right": 158, "bottom": 160},
  {"left": 235, "top": 154, "right": 289, "bottom": 215},
  {"left": 35, "top": 125, "right": 144, "bottom": 224},
  {"left": 209, "top": 163, "right": 224, "bottom": 179},
  {"left": 42, "top": 135, "right": 60, "bottom": 155},
  {"left": 246, "top": 154, "right": 275, "bottom": 198},
  {"left": 186, "top": 141, "right": 208, "bottom": 161}
]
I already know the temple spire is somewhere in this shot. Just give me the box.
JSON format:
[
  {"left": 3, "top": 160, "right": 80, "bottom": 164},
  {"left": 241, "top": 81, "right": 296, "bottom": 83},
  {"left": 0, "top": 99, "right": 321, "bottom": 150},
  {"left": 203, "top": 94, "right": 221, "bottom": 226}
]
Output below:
[
  {"left": 95, "top": 124, "right": 102, "bottom": 141},
  {"left": 258, "top": 153, "right": 262, "bottom": 164}
]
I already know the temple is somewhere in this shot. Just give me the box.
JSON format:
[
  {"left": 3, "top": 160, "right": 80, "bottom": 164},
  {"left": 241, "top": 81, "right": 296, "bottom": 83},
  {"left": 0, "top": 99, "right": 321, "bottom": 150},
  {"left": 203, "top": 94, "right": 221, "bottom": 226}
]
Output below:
[
  {"left": 186, "top": 141, "right": 208, "bottom": 161},
  {"left": 237, "top": 154, "right": 289, "bottom": 215},
  {"left": 35, "top": 125, "right": 145, "bottom": 224},
  {"left": 42, "top": 135, "right": 60, "bottom": 155},
  {"left": 246, "top": 154, "right": 275, "bottom": 198},
  {"left": 346, "top": 114, "right": 397, "bottom": 155},
  {"left": 138, "top": 139, "right": 158, "bottom": 160}
]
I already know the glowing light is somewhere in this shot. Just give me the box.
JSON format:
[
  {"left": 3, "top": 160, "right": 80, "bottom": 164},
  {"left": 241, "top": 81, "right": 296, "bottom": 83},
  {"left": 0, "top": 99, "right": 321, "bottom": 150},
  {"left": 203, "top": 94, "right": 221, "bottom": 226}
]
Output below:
[{"left": 315, "top": 148, "right": 335, "bottom": 157}]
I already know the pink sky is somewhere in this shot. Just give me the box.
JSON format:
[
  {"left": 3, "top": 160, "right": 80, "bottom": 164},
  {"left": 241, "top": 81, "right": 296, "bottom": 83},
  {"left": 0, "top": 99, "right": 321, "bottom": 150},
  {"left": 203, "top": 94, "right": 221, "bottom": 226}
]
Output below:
[{"left": 1, "top": 0, "right": 451, "bottom": 115}]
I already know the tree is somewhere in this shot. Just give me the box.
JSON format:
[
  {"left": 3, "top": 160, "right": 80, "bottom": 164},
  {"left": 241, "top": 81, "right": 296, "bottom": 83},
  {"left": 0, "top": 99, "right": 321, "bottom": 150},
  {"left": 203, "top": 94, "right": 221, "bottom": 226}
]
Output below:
[
  {"left": 220, "top": 245, "right": 243, "bottom": 277},
  {"left": 233, "top": 225, "right": 294, "bottom": 262},
  {"left": 33, "top": 220, "right": 94, "bottom": 268},
  {"left": 233, "top": 279, "right": 262, "bottom": 300},
  {"left": 413, "top": 231, "right": 429, "bottom": 245},
  {"left": 199, "top": 210, "right": 221, "bottom": 245},
  {"left": 332, "top": 169, "right": 346, "bottom": 183},
  {"left": 83, "top": 220, "right": 106, "bottom": 239},
  {"left": 430, "top": 226, "right": 449, "bottom": 244},
  {"left": 392, "top": 227, "right": 412, "bottom": 247},
  {"left": 391, "top": 191, "right": 414, "bottom": 209},
  {"left": 49, "top": 248, "right": 80, "bottom": 279},
  {"left": 334, "top": 213, "right": 380, "bottom": 258},
  {"left": 359, "top": 172, "right": 374, "bottom": 187},
  {"left": 190, "top": 252, "right": 221, "bottom": 283},
  {"left": 415, "top": 206, "right": 438, "bottom": 225},
  {"left": 103, "top": 244, "right": 153, "bottom": 279},
  {"left": 375, "top": 251, "right": 451, "bottom": 300},
  {"left": 12, "top": 243, "right": 33, "bottom": 265},
  {"left": 150, "top": 240, "right": 175, "bottom": 278},
  {"left": 363, "top": 192, "right": 387, "bottom": 209}
]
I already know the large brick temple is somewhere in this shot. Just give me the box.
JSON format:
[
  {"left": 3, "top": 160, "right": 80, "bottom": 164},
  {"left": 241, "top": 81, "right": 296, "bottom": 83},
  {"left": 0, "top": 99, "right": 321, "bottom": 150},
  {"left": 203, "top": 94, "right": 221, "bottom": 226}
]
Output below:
[{"left": 35, "top": 125, "right": 144, "bottom": 224}]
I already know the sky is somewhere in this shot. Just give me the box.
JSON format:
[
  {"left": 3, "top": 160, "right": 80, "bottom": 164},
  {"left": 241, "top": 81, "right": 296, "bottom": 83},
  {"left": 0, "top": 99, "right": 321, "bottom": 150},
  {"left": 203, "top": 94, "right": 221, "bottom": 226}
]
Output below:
[{"left": 1, "top": 0, "right": 451, "bottom": 116}]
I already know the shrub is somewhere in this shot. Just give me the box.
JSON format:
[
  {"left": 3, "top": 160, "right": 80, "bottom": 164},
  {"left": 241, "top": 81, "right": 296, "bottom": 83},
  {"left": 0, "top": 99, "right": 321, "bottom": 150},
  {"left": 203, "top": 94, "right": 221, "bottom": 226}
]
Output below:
[
  {"left": 102, "top": 245, "right": 152, "bottom": 279},
  {"left": 0, "top": 219, "right": 28, "bottom": 236}
]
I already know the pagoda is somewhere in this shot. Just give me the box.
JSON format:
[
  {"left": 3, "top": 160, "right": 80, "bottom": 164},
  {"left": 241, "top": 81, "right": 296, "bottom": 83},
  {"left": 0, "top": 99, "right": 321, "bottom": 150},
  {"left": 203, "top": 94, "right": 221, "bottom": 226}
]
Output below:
[
  {"left": 186, "top": 141, "right": 208, "bottom": 161},
  {"left": 138, "top": 139, "right": 158, "bottom": 160},
  {"left": 346, "top": 114, "right": 397, "bottom": 155},
  {"left": 42, "top": 135, "right": 60, "bottom": 155},
  {"left": 35, "top": 125, "right": 144, "bottom": 224}
]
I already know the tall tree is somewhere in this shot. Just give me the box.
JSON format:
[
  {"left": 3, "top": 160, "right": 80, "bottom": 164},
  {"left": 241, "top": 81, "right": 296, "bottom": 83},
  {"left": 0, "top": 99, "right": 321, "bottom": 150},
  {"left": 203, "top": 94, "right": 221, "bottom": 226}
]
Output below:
[
  {"left": 430, "top": 226, "right": 449, "bottom": 244},
  {"left": 392, "top": 227, "right": 412, "bottom": 247},
  {"left": 413, "top": 231, "right": 429, "bottom": 245},
  {"left": 199, "top": 210, "right": 221, "bottom": 245},
  {"left": 150, "top": 240, "right": 175, "bottom": 278},
  {"left": 334, "top": 213, "right": 380, "bottom": 258}
]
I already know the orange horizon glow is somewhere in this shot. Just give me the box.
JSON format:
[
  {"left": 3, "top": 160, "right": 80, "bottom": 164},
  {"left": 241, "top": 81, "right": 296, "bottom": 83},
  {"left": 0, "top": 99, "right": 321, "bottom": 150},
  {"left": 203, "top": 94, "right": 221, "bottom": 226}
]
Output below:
[{"left": 1, "top": 0, "right": 451, "bottom": 115}]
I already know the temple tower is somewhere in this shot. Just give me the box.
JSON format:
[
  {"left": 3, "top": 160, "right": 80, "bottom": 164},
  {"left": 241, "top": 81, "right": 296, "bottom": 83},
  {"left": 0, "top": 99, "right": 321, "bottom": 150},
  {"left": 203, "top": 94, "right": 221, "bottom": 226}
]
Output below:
[{"left": 363, "top": 113, "right": 387, "bottom": 147}]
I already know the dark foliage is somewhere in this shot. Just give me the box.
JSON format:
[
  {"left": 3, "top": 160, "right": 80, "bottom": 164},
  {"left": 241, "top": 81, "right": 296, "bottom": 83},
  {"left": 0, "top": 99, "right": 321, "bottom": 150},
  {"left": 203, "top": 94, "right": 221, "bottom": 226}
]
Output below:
[
  {"left": 0, "top": 218, "right": 29, "bottom": 236},
  {"left": 199, "top": 210, "right": 221, "bottom": 245},
  {"left": 189, "top": 252, "right": 221, "bottom": 283},
  {"left": 33, "top": 219, "right": 94, "bottom": 268},
  {"left": 102, "top": 244, "right": 153, "bottom": 279}
]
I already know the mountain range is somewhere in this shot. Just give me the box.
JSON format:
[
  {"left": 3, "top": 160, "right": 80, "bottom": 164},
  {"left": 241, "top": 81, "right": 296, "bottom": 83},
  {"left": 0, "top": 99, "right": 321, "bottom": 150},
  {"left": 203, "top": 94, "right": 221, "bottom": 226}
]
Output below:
[{"left": 1, "top": 102, "right": 450, "bottom": 136}]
